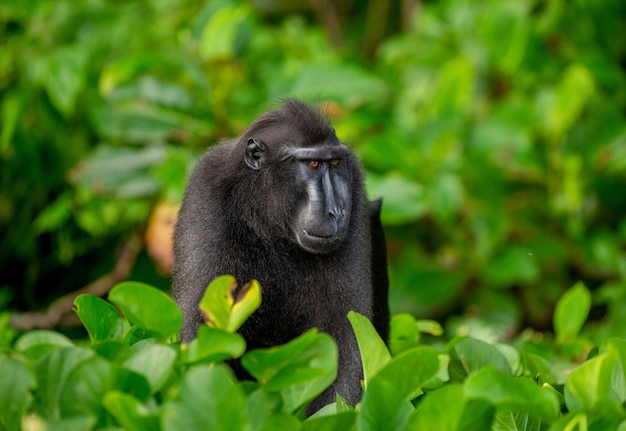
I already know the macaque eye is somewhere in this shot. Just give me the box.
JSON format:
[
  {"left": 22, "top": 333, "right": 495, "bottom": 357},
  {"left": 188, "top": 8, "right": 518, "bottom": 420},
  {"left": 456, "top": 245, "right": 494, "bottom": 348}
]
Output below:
[
  {"left": 309, "top": 160, "right": 320, "bottom": 168},
  {"left": 330, "top": 159, "right": 340, "bottom": 167}
]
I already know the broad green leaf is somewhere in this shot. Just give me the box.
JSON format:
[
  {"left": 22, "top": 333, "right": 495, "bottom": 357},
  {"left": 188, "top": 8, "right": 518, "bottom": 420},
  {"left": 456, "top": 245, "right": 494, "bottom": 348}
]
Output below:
[
  {"left": 449, "top": 338, "right": 512, "bottom": 381},
  {"left": 59, "top": 356, "right": 113, "bottom": 417},
  {"left": 242, "top": 330, "right": 338, "bottom": 411},
  {"left": 14, "top": 330, "right": 74, "bottom": 361},
  {"left": 103, "top": 391, "right": 159, "bottom": 431},
  {"left": 73, "top": 294, "right": 126, "bottom": 343},
  {"left": 464, "top": 366, "right": 560, "bottom": 421},
  {"left": 554, "top": 282, "right": 590, "bottom": 344},
  {"left": 357, "top": 346, "right": 440, "bottom": 431},
  {"left": 600, "top": 338, "right": 626, "bottom": 402},
  {"left": 348, "top": 311, "right": 391, "bottom": 387},
  {"left": 407, "top": 384, "right": 466, "bottom": 430},
  {"left": 161, "top": 365, "right": 248, "bottom": 431},
  {"left": 34, "top": 347, "right": 94, "bottom": 417},
  {"left": 564, "top": 347, "right": 624, "bottom": 415},
  {"left": 199, "top": 275, "right": 262, "bottom": 333},
  {"left": 108, "top": 282, "right": 182, "bottom": 341},
  {"left": 185, "top": 325, "right": 246, "bottom": 364},
  {"left": 123, "top": 342, "right": 177, "bottom": 394},
  {"left": 0, "top": 356, "right": 34, "bottom": 431}
]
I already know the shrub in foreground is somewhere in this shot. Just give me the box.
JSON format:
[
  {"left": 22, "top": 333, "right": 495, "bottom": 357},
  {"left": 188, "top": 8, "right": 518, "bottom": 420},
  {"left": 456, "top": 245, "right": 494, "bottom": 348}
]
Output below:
[{"left": 1, "top": 278, "right": 625, "bottom": 430}]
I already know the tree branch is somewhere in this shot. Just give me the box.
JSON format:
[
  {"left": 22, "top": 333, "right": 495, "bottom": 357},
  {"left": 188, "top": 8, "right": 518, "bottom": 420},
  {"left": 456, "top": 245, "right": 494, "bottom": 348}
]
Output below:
[{"left": 9, "top": 234, "right": 143, "bottom": 330}]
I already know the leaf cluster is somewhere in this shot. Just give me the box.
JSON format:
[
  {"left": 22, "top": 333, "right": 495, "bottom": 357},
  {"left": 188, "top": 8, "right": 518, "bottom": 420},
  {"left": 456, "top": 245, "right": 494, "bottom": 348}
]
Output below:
[{"left": 2, "top": 279, "right": 626, "bottom": 430}]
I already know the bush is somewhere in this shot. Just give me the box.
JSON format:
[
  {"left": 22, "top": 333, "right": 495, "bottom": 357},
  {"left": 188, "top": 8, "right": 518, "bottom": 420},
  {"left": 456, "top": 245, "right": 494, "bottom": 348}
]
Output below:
[{"left": 2, "top": 279, "right": 626, "bottom": 430}]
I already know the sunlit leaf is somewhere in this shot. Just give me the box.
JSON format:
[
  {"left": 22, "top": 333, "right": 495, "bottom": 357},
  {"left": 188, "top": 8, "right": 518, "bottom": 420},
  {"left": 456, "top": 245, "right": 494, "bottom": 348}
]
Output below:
[
  {"left": 73, "top": 294, "right": 126, "bottom": 343},
  {"left": 348, "top": 311, "right": 391, "bottom": 387},
  {"left": 108, "top": 282, "right": 182, "bottom": 341},
  {"left": 554, "top": 282, "right": 590, "bottom": 344}
]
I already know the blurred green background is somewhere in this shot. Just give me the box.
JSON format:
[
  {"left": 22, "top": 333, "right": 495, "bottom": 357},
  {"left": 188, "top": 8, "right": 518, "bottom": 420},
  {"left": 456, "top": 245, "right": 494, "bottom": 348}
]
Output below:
[{"left": 1, "top": 0, "right": 625, "bottom": 342}]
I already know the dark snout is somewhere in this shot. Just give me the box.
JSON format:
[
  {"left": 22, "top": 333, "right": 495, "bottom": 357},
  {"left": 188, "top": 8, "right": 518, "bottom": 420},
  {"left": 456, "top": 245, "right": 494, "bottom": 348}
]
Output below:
[{"left": 295, "top": 171, "right": 352, "bottom": 254}]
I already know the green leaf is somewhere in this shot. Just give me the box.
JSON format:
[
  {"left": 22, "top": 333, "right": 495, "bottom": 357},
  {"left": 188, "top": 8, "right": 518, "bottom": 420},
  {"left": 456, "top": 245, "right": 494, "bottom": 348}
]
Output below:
[
  {"left": 123, "top": 342, "right": 177, "bottom": 394},
  {"left": 554, "top": 282, "right": 591, "bottom": 344},
  {"left": 162, "top": 365, "right": 248, "bottom": 431},
  {"left": 34, "top": 347, "right": 94, "bottom": 417},
  {"left": 389, "top": 313, "right": 420, "bottom": 355},
  {"left": 357, "top": 346, "right": 440, "bottom": 431},
  {"left": 73, "top": 294, "right": 126, "bottom": 343},
  {"left": 0, "top": 356, "right": 35, "bottom": 431},
  {"left": 407, "top": 384, "right": 466, "bottom": 430},
  {"left": 242, "top": 330, "right": 338, "bottom": 412},
  {"left": 199, "top": 276, "right": 262, "bottom": 333},
  {"left": 14, "top": 330, "right": 74, "bottom": 361},
  {"left": 448, "top": 338, "right": 512, "bottom": 381},
  {"left": 464, "top": 366, "right": 560, "bottom": 422},
  {"left": 229, "top": 279, "right": 262, "bottom": 332},
  {"left": 103, "top": 391, "right": 159, "bottom": 431},
  {"left": 185, "top": 325, "right": 246, "bottom": 364},
  {"left": 59, "top": 356, "right": 113, "bottom": 417},
  {"left": 108, "top": 282, "right": 182, "bottom": 341},
  {"left": 348, "top": 311, "right": 391, "bottom": 387},
  {"left": 600, "top": 338, "right": 626, "bottom": 403},
  {"left": 114, "top": 368, "right": 152, "bottom": 402},
  {"left": 564, "top": 347, "right": 624, "bottom": 415}
]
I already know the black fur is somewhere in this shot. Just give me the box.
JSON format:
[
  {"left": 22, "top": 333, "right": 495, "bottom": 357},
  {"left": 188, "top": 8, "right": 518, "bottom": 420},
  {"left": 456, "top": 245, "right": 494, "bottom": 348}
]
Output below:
[{"left": 172, "top": 99, "right": 388, "bottom": 412}]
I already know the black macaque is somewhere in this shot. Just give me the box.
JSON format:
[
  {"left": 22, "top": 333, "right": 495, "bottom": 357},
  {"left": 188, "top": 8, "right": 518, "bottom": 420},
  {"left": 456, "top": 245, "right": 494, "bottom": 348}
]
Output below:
[{"left": 172, "top": 99, "right": 389, "bottom": 414}]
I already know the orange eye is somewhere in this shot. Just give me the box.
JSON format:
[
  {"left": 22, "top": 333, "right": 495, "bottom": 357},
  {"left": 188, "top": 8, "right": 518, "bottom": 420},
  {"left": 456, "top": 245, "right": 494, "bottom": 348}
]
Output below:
[
  {"left": 309, "top": 160, "right": 320, "bottom": 168},
  {"left": 330, "top": 159, "right": 340, "bottom": 167}
]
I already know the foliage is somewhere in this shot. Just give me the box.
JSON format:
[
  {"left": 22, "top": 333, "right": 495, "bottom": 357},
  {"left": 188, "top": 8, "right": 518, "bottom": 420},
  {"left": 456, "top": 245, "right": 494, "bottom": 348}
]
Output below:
[
  {"left": 2, "top": 280, "right": 626, "bottom": 430},
  {"left": 1, "top": 0, "right": 626, "bottom": 427},
  {"left": 2, "top": 0, "right": 626, "bottom": 344}
]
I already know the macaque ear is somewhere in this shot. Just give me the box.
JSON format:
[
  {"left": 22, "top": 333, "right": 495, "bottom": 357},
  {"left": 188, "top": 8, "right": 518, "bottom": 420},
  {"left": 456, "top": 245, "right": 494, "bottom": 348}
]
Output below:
[{"left": 244, "top": 138, "right": 266, "bottom": 170}]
